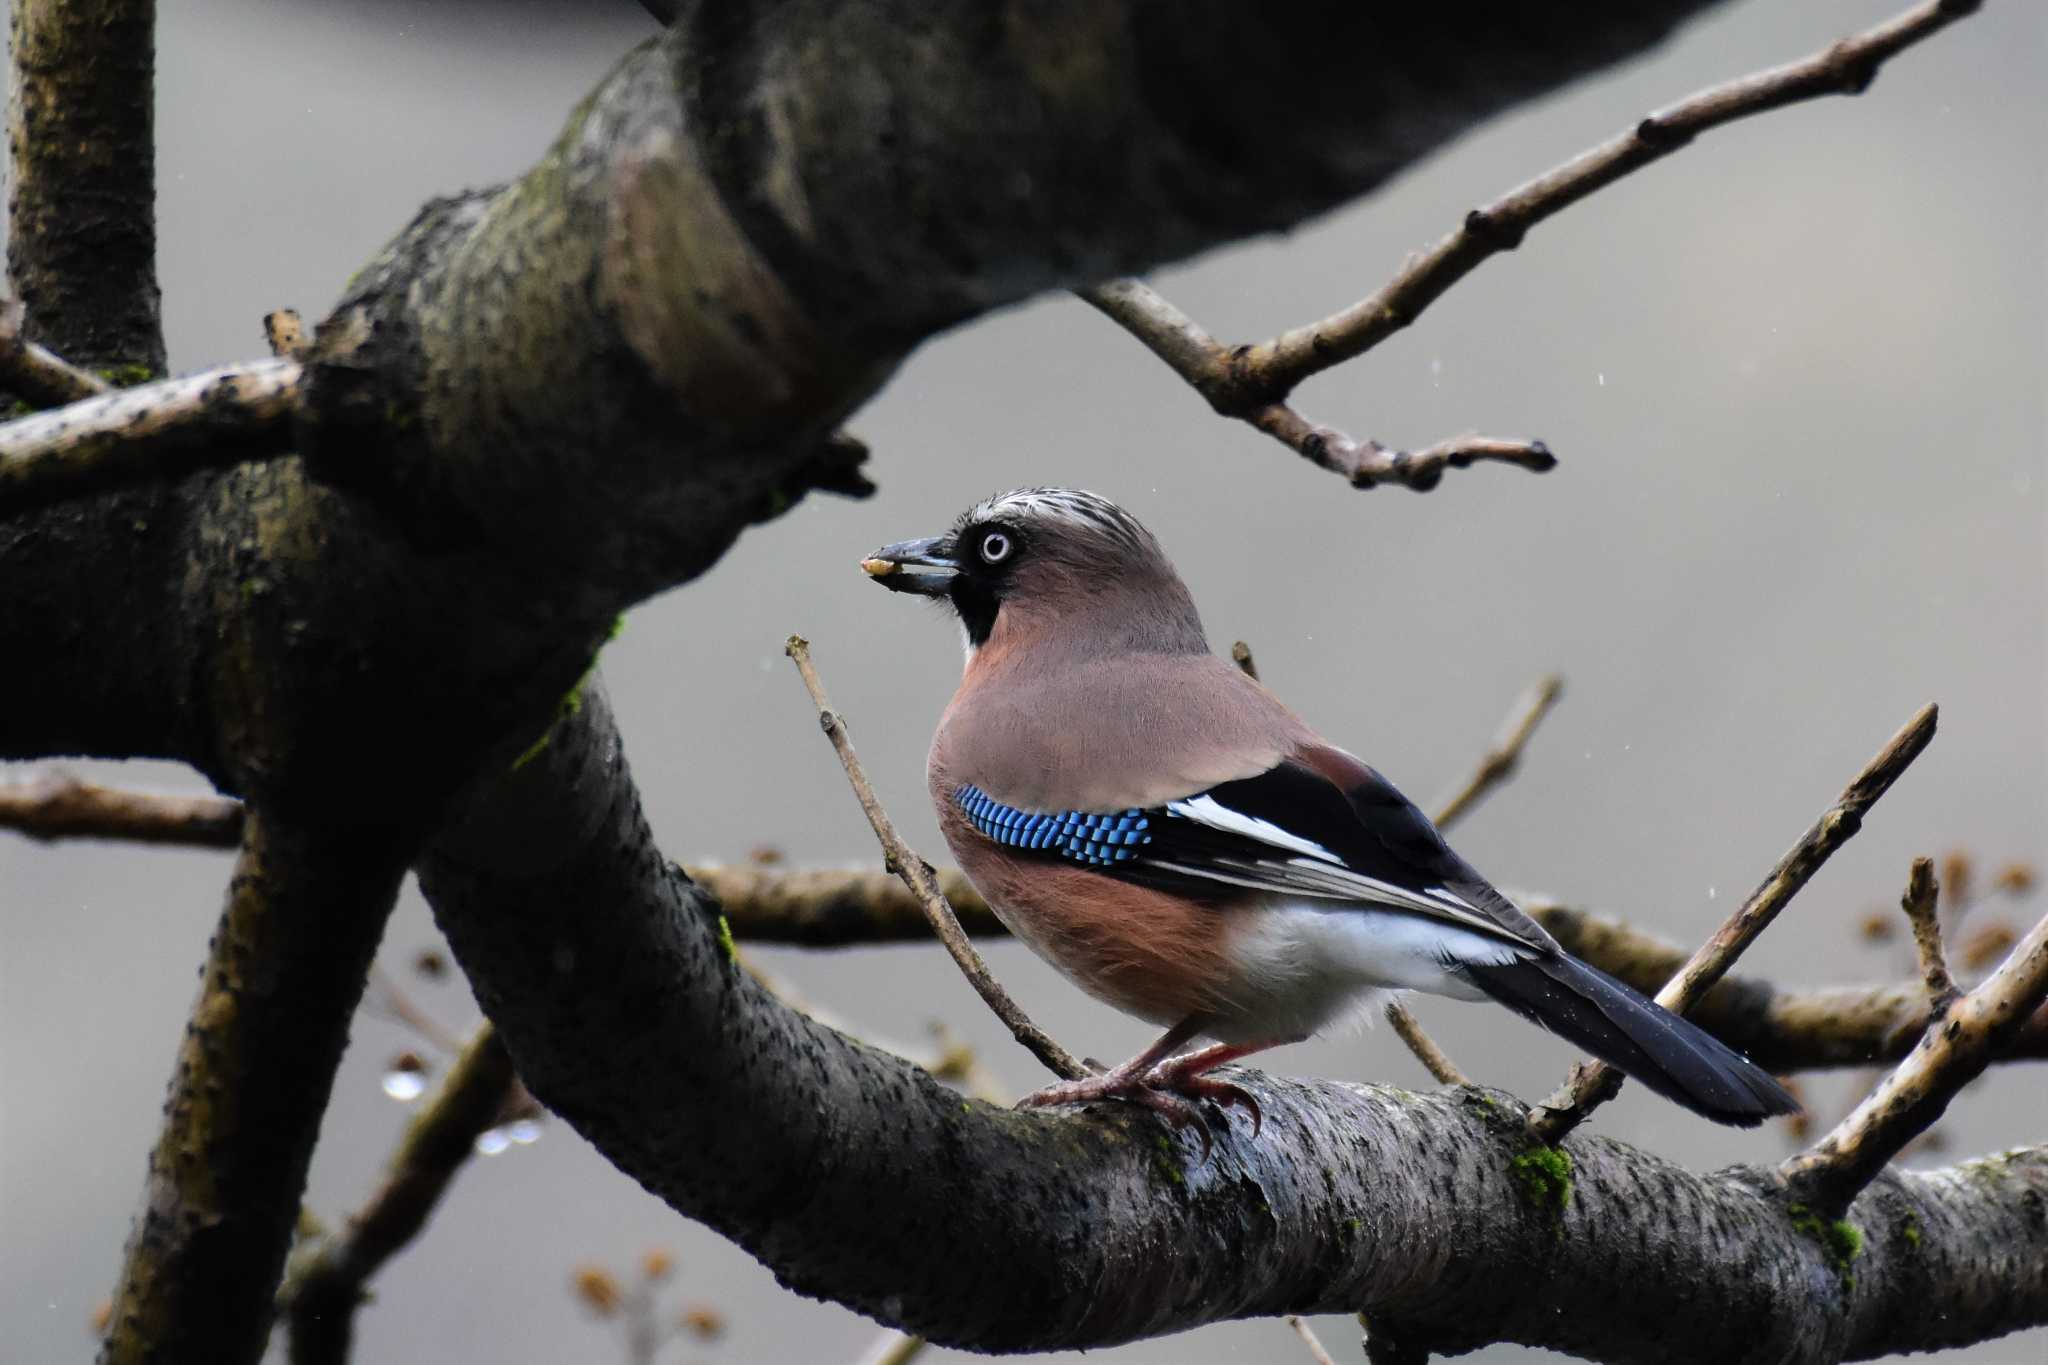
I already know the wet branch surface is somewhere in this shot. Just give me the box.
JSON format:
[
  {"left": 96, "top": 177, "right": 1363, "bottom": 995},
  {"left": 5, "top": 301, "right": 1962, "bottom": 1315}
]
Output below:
[{"left": 415, "top": 687, "right": 2048, "bottom": 1361}]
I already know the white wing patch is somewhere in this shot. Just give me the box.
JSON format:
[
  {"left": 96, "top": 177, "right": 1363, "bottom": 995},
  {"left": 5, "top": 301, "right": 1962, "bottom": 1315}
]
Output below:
[
  {"left": 1162, "top": 794, "right": 1534, "bottom": 946},
  {"left": 1167, "top": 794, "right": 1334, "bottom": 860}
]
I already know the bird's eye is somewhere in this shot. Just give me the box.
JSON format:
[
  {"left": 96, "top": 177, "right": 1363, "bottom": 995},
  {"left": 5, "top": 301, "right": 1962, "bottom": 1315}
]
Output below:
[{"left": 978, "top": 530, "right": 1013, "bottom": 565}]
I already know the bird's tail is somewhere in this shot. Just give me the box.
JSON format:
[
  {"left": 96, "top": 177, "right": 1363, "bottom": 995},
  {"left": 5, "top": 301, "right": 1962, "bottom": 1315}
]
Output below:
[{"left": 1461, "top": 953, "right": 1798, "bottom": 1126}]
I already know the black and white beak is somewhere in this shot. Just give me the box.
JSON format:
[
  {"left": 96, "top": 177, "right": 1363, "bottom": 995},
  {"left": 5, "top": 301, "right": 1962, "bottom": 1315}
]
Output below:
[{"left": 861, "top": 535, "right": 959, "bottom": 597}]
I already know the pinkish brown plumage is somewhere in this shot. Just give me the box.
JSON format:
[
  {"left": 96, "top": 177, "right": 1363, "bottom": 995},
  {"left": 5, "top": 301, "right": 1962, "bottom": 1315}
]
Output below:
[{"left": 864, "top": 487, "right": 1797, "bottom": 1138}]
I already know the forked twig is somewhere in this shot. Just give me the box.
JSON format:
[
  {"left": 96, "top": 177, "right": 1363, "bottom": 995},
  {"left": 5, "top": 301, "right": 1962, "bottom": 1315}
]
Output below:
[
  {"left": 785, "top": 635, "right": 1085, "bottom": 1081},
  {"left": 1085, "top": 0, "right": 1978, "bottom": 493},
  {"left": 1529, "top": 704, "right": 1938, "bottom": 1143},
  {"left": 1784, "top": 907, "right": 2048, "bottom": 1214}
]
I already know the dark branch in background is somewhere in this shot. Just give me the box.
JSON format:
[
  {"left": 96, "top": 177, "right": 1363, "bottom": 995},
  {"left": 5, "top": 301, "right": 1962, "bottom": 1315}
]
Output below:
[
  {"left": 418, "top": 686, "right": 2048, "bottom": 1360},
  {"left": 0, "top": 359, "right": 301, "bottom": 516},
  {"left": 6, "top": 0, "right": 164, "bottom": 377},
  {"left": 785, "top": 636, "right": 1085, "bottom": 1082},
  {"left": 282, "top": 1025, "right": 523, "bottom": 1365},
  {"left": 8, "top": 779, "right": 2043, "bottom": 1073},
  {"left": 1531, "top": 703, "right": 1938, "bottom": 1142},
  {"left": 1082, "top": 0, "right": 1976, "bottom": 493},
  {"left": 99, "top": 813, "right": 410, "bottom": 1365},
  {"left": 0, "top": 298, "right": 110, "bottom": 406},
  {"left": 1786, "top": 907, "right": 2048, "bottom": 1215}
]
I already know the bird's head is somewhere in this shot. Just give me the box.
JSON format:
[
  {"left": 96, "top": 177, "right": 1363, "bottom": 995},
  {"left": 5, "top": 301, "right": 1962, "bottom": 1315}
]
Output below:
[{"left": 862, "top": 487, "right": 1206, "bottom": 659}]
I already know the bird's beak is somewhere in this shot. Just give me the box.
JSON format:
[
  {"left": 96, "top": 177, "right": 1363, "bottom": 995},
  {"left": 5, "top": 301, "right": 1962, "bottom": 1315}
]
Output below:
[{"left": 861, "top": 535, "right": 958, "bottom": 597}]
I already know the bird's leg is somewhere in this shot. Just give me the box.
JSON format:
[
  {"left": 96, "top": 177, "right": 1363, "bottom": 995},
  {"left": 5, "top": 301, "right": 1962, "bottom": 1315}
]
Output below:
[
  {"left": 1015, "top": 1019, "right": 1203, "bottom": 1122},
  {"left": 1141, "top": 1038, "right": 1298, "bottom": 1137}
]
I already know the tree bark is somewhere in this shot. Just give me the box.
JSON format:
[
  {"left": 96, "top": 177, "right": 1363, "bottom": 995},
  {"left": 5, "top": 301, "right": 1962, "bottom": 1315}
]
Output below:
[
  {"left": 418, "top": 686, "right": 2048, "bottom": 1361},
  {"left": 7, "top": 0, "right": 164, "bottom": 377}
]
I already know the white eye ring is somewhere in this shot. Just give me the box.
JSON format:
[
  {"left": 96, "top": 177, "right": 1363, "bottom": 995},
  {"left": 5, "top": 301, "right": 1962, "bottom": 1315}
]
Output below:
[{"left": 978, "top": 530, "right": 1013, "bottom": 564}]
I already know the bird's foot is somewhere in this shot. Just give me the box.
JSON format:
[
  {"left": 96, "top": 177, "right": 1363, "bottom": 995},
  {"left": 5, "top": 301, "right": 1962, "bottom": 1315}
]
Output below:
[{"left": 1016, "top": 1061, "right": 1261, "bottom": 1155}]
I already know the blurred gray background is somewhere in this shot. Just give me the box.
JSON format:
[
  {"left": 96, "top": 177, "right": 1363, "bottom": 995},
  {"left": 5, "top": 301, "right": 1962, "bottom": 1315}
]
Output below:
[{"left": 4, "top": 2, "right": 2043, "bottom": 1361}]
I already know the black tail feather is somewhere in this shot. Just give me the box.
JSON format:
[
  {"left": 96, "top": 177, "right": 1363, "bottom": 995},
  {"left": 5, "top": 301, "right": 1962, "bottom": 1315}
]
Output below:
[{"left": 1463, "top": 953, "right": 1799, "bottom": 1127}]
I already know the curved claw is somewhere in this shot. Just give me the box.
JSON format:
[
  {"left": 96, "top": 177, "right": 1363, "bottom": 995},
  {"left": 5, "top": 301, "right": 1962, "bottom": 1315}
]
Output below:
[{"left": 1161, "top": 1073, "right": 1263, "bottom": 1137}]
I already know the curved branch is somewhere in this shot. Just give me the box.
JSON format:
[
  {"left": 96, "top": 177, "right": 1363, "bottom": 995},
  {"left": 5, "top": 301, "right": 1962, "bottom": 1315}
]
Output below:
[
  {"left": 1084, "top": 0, "right": 1978, "bottom": 493},
  {"left": 417, "top": 688, "right": 2048, "bottom": 1361}
]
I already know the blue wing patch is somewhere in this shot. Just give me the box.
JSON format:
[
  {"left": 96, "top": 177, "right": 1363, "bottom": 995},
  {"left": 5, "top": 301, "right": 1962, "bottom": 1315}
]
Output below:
[{"left": 954, "top": 784, "right": 1154, "bottom": 867}]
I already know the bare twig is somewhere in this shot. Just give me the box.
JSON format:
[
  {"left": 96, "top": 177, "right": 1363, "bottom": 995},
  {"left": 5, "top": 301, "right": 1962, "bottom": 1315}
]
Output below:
[
  {"left": 1287, "top": 1315, "right": 1341, "bottom": 1365},
  {"left": 1530, "top": 703, "right": 1938, "bottom": 1142},
  {"left": 1080, "top": 279, "right": 1551, "bottom": 492},
  {"left": 852, "top": 1329, "right": 929, "bottom": 1365},
  {"left": 1383, "top": 1002, "right": 1469, "bottom": 1088},
  {"left": 283, "top": 1024, "right": 524, "bottom": 1365},
  {"left": 1229, "top": 639, "right": 1259, "bottom": 681},
  {"left": 0, "top": 298, "right": 111, "bottom": 407},
  {"left": 785, "top": 635, "right": 1085, "bottom": 1081},
  {"left": 264, "top": 309, "right": 309, "bottom": 360},
  {"left": 1084, "top": 0, "right": 1977, "bottom": 493},
  {"left": 0, "top": 357, "right": 301, "bottom": 514},
  {"left": 0, "top": 770, "right": 241, "bottom": 846},
  {"left": 1785, "top": 908, "right": 2048, "bottom": 1214},
  {"left": 1899, "top": 856, "right": 1959, "bottom": 1013},
  {"left": 1428, "top": 676, "right": 1564, "bottom": 830}
]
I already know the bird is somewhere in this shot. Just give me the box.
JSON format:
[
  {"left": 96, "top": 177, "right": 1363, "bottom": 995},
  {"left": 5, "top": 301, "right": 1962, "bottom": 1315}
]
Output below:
[{"left": 860, "top": 486, "right": 1797, "bottom": 1133}]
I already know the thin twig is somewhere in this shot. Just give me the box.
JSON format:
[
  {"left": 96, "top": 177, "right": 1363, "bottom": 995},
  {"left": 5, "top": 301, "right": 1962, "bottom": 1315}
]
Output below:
[
  {"left": 1383, "top": 1001, "right": 1470, "bottom": 1087},
  {"left": 1530, "top": 703, "right": 1939, "bottom": 1142},
  {"left": 1428, "top": 676, "right": 1564, "bottom": 830},
  {"left": 1287, "top": 1315, "right": 1341, "bottom": 1365},
  {"left": 0, "top": 770, "right": 242, "bottom": 846},
  {"left": 1899, "top": 856, "right": 1958, "bottom": 1014},
  {"left": 0, "top": 297, "right": 111, "bottom": 406},
  {"left": 1784, "top": 907, "right": 2048, "bottom": 1214},
  {"left": 853, "top": 1329, "right": 929, "bottom": 1365},
  {"left": 0, "top": 356, "right": 300, "bottom": 514},
  {"left": 1083, "top": 0, "right": 1977, "bottom": 493},
  {"left": 1080, "top": 279, "right": 1551, "bottom": 492},
  {"left": 283, "top": 1024, "right": 524, "bottom": 1365},
  {"left": 785, "top": 634, "right": 1085, "bottom": 1081},
  {"left": 1229, "top": 639, "right": 1259, "bottom": 681}
]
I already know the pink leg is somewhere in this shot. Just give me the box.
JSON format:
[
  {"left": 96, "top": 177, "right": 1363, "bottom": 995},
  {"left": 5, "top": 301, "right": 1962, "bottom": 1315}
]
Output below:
[{"left": 1017, "top": 1024, "right": 1298, "bottom": 1148}]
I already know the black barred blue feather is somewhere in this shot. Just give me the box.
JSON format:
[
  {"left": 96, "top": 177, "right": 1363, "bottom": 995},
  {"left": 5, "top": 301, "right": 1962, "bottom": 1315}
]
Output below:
[{"left": 954, "top": 784, "right": 1155, "bottom": 866}]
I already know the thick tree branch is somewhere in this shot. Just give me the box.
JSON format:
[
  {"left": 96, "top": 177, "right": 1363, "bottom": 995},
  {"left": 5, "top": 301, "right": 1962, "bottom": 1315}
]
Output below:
[
  {"left": 1531, "top": 703, "right": 1936, "bottom": 1141},
  {"left": 7, "top": 0, "right": 164, "bottom": 377},
  {"left": 786, "top": 635, "right": 1084, "bottom": 1081},
  {"left": 282, "top": 1024, "right": 521, "bottom": 1365},
  {"left": 100, "top": 811, "right": 409, "bottom": 1365},
  {"left": 1084, "top": 0, "right": 1977, "bottom": 492},
  {"left": 1786, "top": 909, "right": 2048, "bottom": 1215},
  {"left": 417, "top": 688, "right": 2048, "bottom": 1361}
]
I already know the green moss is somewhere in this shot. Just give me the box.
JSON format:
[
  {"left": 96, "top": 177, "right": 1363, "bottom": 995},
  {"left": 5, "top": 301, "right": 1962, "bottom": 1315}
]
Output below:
[
  {"left": 1509, "top": 1145, "right": 1574, "bottom": 1228},
  {"left": 715, "top": 913, "right": 737, "bottom": 963},
  {"left": 1787, "top": 1203, "right": 1863, "bottom": 1287},
  {"left": 97, "top": 362, "right": 157, "bottom": 388},
  {"left": 1900, "top": 1212, "right": 1923, "bottom": 1249},
  {"left": 4, "top": 399, "right": 34, "bottom": 419},
  {"left": 1149, "top": 1132, "right": 1184, "bottom": 1187}
]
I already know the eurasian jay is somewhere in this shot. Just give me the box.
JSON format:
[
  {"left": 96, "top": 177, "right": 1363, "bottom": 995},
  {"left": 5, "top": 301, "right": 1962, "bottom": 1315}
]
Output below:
[{"left": 862, "top": 487, "right": 1796, "bottom": 1131}]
